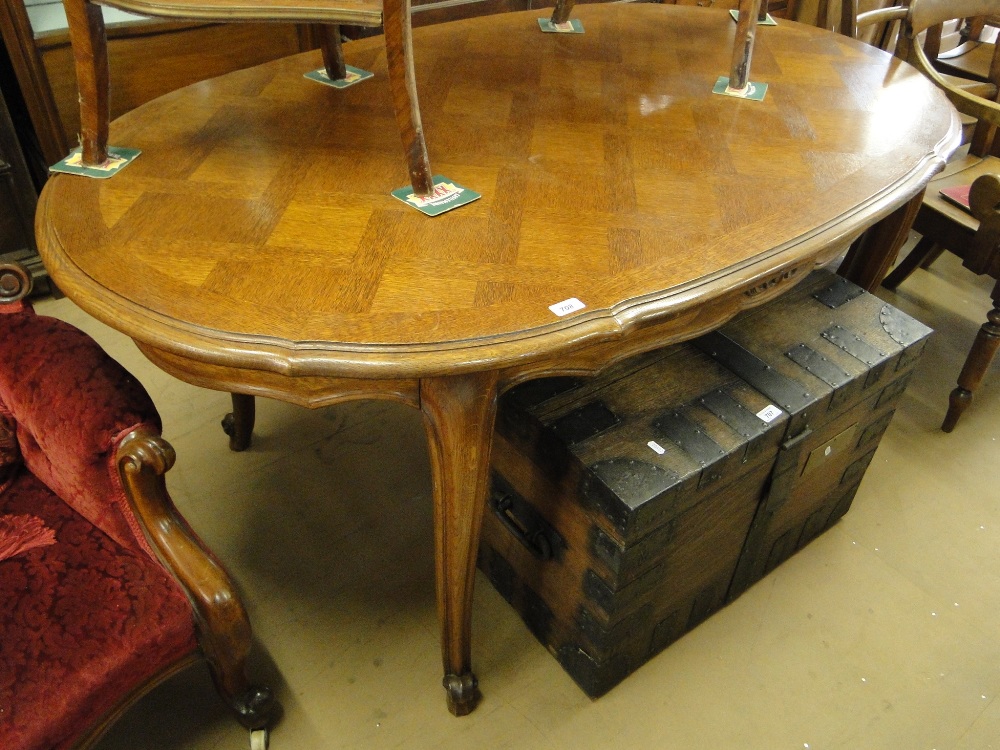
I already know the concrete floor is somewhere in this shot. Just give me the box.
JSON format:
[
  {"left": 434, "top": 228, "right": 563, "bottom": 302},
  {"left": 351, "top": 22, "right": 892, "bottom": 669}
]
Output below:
[{"left": 36, "top": 239, "right": 999, "bottom": 750}]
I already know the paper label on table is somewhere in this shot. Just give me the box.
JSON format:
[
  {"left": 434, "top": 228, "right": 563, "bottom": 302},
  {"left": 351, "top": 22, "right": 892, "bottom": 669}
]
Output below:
[
  {"left": 548, "top": 297, "right": 585, "bottom": 316},
  {"left": 729, "top": 10, "right": 778, "bottom": 25},
  {"left": 538, "top": 18, "right": 584, "bottom": 33},
  {"left": 647, "top": 440, "right": 667, "bottom": 455},
  {"left": 304, "top": 65, "right": 374, "bottom": 89},
  {"left": 50, "top": 147, "right": 141, "bottom": 179},
  {"left": 756, "top": 404, "right": 783, "bottom": 423},
  {"left": 712, "top": 76, "right": 768, "bottom": 101},
  {"left": 391, "top": 176, "right": 481, "bottom": 216}
]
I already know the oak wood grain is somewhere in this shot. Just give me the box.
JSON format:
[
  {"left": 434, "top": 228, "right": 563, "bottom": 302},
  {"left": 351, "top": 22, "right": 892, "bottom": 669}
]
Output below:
[{"left": 39, "top": 5, "right": 960, "bottom": 377}]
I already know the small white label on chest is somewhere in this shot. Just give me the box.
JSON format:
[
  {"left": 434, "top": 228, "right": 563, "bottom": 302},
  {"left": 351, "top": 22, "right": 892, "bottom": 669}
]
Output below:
[
  {"left": 647, "top": 440, "right": 667, "bottom": 455},
  {"left": 548, "top": 298, "right": 586, "bottom": 317},
  {"left": 756, "top": 404, "right": 783, "bottom": 423}
]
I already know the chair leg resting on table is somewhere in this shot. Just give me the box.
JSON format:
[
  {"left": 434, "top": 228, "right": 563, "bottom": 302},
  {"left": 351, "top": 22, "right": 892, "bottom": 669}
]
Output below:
[
  {"left": 319, "top": 24, "right": 347, "bottom": 81},
  {"left": 64, "top": 0, "right": 110, "bottom": 166},
  {"left": 383, "top": 0, "right": 434, "bottom": 196},
  {"left": 551, "top": 0, "right": 575, "bottom": 24}
]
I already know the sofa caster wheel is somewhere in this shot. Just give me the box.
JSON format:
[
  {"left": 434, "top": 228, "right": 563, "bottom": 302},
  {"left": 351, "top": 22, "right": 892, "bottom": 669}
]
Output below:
[{"left": 250, "top": 728, "right": 269, "bottom": 750}]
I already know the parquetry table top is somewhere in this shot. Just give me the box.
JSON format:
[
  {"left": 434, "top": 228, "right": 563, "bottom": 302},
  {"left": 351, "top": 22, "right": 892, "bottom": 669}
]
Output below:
[{"left": 38, "top": 6, "right": 958, "bottom": 379}]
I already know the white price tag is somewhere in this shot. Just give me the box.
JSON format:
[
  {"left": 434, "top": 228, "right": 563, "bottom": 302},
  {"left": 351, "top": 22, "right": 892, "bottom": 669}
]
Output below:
[
  {"left": 647, "top": 440, "right": 666, "bottom": 455},
  {"left": 548, "top": 297, "right": 586, "bottom": 317},
  {"left": 756, "top": 404, "right": 783, "bottom": 423}
]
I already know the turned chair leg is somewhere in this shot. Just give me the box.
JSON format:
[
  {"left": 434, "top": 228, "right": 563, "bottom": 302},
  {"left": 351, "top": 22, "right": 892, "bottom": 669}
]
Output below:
[
  {"left": 222, "top": 393, "right": 256, "bottom": 451},
  {"left": 882, "top": 235, "right": 939, "bottom": 291},
  {"left": 319, "top": 24, "right": 347, "bottom": 81},
  {"left": 383, "top": 0, "right": 433, "bottom": 196},
  {"left": 942, "top": 284, "right": 1000, "bottom": 432},
  {"left": 551, "top": 0, "right": 576, "bottom": 25},
  {"left": 63, "top": 0, "right": 110, "bottom": 165}
]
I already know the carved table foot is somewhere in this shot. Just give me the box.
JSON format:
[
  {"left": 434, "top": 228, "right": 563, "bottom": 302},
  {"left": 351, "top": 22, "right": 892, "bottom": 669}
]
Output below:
[
  {"left": 443, "top": 671, "right": 480, "bottom": 716},
  {"left": 420, "top": 370, "right": 499, "bottom": 717}
]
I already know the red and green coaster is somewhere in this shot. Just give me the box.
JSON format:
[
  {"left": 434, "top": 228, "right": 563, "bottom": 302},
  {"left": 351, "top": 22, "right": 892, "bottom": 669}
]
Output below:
[
  {"left": 538, "top": 18, "right": 584, "bottom": 33},
  {"left": 391, "top": 176, "right": 481, "bottom": 216},
  {"left": 304, "top": 64, "right": 373, "bottom": 89},
  {"left": 713, "top": 75, "right": 768, "bottom": 101},
  {"left": 50, "top": 146, "right": 140, "bottom": 179}
]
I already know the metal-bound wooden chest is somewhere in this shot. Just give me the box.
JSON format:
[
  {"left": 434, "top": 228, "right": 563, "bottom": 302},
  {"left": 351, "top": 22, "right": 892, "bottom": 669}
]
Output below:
[{"left": 479, "top": 269, "right": 932, "bottom": 698}]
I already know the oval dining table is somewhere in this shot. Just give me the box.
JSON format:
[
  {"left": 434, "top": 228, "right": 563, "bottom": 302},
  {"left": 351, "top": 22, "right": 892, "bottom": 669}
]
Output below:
[{"left": 35, "top": 3, "right": 959, "bottom": 716}]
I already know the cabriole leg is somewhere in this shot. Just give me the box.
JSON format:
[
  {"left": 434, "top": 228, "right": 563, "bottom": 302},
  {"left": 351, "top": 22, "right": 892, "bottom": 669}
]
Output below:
[{"left": 420, "top": 370, "right": 499, "bottom": 716}]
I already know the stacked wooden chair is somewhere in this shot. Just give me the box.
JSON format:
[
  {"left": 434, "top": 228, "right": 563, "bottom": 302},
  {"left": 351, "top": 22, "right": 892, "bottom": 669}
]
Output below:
[
  {"left": 931, "top": 12, "right": 999, "bottom": 85},
  {"left": 0, "top": 261, "right": 272, "bottom": 749},
  {"left": 62, "top": 0, "right": 439, "bottom": 195},
  {"left": 840, "top": 0, "right": 1000, "bottom": 431}
]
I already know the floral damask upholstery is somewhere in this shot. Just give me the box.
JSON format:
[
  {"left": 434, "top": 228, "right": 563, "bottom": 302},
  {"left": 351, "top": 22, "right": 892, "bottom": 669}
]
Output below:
[
  {"left": 0, "top": 472, "right": 196, "bottom": 749},
  {"left": 0, "top": 290, "right": 269, "bottom": 750}
]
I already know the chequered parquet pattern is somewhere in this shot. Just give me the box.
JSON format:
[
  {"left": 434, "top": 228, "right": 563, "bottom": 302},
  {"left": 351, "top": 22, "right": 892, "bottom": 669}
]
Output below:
[{"left": 41, "top": 4, "right": 953, "bottom": 351}]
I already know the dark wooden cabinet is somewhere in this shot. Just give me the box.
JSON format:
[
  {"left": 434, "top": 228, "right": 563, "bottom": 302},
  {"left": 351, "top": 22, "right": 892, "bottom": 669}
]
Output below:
[
  {"left": 1, "top": 0, "right": 317, "bottom": 168},
  {"left": 0, "top": 66, "right": 41, "bottom": 283}
]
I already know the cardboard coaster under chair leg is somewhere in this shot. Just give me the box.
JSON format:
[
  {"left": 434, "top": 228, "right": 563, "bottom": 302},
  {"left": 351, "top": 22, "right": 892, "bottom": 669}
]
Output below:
[
  {"left": 539, "top": 0, "right": 582, "bottom": 33},
  {"left": 713, "top": 76, "right": 768, "bottom": 101},
  {"left": 50, "top": 147, "right": 140, "bottom": 178},
  {"left": 538, "top": 18, "right": 584, "bottom": 33},
  {"left": 392, "top": 175, "right": 481, "bottom": 217},
  {"left": 714, "top": 0, "right": 768, "bottom": 102},
  {"left": 304, "top": 65, "right": 374, "bottom": 89}
]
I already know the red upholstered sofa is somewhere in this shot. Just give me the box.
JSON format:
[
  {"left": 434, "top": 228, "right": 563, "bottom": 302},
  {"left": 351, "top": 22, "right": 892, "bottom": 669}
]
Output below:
[{"left": 0, "top": 262, "right": 272, "bottom": 749}]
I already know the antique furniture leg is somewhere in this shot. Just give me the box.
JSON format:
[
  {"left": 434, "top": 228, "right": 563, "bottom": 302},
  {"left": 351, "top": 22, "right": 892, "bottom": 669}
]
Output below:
[
  {"left": 222, "top": 393, "right": 256, "bottom": 452},
  {"left": 382, "top": 0, "right": 433, "bottom": 196},
  {"left": 728, "top": 0, "right": 762, "bottom": 93},
  {"left": 839, "top": 0, "right": 858, "bottom": 36},
  {"left": 63, "top": 0, "right": 109, "bottom": 166},
  {"left": 838, "top": 190, "right": 926, "bottom": 291},
  {"left": 551, "top": 0, "right": 575, "bottom": 25},
  {"left": 117, "top": 426, "right": 273, "bottom": 728},
  {"left": 319, "top": 24, "right": 348, "bottom": 81},
  {"left": 419, "top": 370, "right": 499, "bottom": 716},
  {"left": 881, "top": 235, "right": 940, "bottom": 290},
  {"left": 942, "top": 280, "right": 1000, "bottom": 432}
]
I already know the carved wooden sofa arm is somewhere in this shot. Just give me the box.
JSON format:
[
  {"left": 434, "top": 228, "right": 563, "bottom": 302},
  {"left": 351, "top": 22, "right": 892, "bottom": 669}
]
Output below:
[
  {"left": 116, "top": 426, "right": 273, "bottom": 728},
  {"left": 0, "top": 260, "right": 272, "bottom": 748}
]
